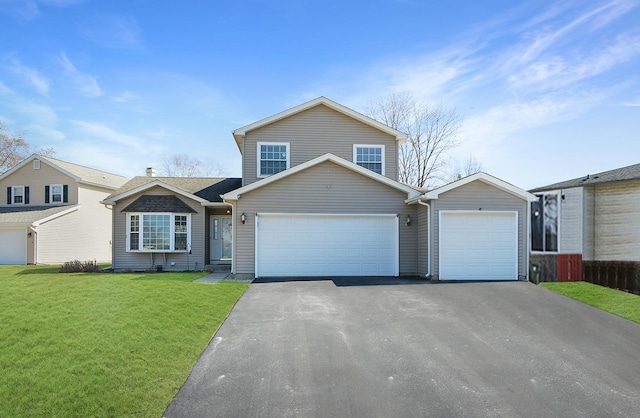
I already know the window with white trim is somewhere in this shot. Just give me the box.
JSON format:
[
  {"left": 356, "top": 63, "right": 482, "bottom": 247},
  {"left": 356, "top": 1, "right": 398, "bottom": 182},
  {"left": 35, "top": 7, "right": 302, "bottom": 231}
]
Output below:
[
  {"left": 354, "top": 144, "right": 385, "bottom": 175},
  {"left": 11, "top": 186, "right": 25, "bottom": 204},
  {"left": 50, "top": 184, "right": 63, "bottom": 203},
  {"left": 531, "top": 193, "right": 558, "bottom": 252},
  {"left": 126, "top": 213, "right": 191, "bottom": 252},
  {"left": 258, "top": 142, "right": 289, "bottom": 177}
]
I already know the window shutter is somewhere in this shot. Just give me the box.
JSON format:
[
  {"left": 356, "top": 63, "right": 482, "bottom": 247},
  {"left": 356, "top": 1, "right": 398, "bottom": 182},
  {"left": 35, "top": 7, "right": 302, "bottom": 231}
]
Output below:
[
  {"left": 45, "top": 185, "right": 50, "bottom": 203},
  {"left": 63, "top": 185, "right": 69, "bottom": 203},
  {"left": 6, "top": 187, "right": 11, "bottom": 205},
  {"left": 25, "top": 187, "right": 30, "bottom": 204}
]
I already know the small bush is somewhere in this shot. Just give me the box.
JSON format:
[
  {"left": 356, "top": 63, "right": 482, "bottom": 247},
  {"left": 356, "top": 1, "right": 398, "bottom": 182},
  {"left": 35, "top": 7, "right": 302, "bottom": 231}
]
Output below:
[{"left": 60, "top": 260, "right": 101, "bottom": 273}]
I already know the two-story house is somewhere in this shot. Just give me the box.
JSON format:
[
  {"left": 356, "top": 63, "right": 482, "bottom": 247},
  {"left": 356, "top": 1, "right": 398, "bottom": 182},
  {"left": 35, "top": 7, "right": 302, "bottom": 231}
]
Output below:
[
  {"left": 0, "top": 154, "right": 128, "bottom": 264},
  {"left": 105, "top": 97, "right": 536, "bottom": 280}
]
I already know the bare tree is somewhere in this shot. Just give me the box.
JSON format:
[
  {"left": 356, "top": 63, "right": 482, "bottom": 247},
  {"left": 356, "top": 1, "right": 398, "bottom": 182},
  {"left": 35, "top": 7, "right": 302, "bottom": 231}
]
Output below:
[
  {"left": 366, "top": 92, "right": 462, "bottom": 189},
  {"left": 159, "top": 153, "right": 226, "bottom": 177},
  {"left": 447, "top": 155, "right": 484, "bottom": 182},
  {"left": 1, "top": 121, "right": 56, "bottom": 173}
]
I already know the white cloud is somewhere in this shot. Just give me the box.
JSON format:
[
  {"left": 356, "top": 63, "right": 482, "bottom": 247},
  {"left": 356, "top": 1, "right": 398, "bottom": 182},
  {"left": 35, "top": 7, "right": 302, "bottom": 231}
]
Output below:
[
  {"left": 6, "top": 58, "right": 50, "bottom": 95},
  {"left": 113, "top": 90, "right": 137, "bottom": 103},
  {"left": 70, "top": 120, "right": 147, "bottom": 151},
  {"left": 13, "top": 101, "right": 58, "bottom": 125},
  {"left": 57, "top": 53, "right": 103, "bottom": 97},
  {"left": 78, "top": 15, "right": 143, "bottom": 50}
]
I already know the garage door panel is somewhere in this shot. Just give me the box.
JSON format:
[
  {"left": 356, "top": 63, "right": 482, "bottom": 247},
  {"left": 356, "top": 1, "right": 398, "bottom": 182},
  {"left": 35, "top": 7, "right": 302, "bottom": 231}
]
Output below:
[
  {"left": 440, "top": 212, "right": 517, "bottom": 281},
  {"left": 257, "top": 214, "right": 397, "bottom": 277},
  {"left": 0, "top": 229, "right": 27, "bottom": 265}
]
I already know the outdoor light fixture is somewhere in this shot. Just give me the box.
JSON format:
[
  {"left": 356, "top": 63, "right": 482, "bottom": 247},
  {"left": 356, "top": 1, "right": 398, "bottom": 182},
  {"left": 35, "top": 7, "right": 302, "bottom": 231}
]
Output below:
[
  {"left": 406, "top": 214, "right": 411, "bottom": 226},
  {"left": 241, "top": 212, "right": 246, "bottom": 224},
  {"left": 534, "top": 210, "right": 540, "bottom": 217}
]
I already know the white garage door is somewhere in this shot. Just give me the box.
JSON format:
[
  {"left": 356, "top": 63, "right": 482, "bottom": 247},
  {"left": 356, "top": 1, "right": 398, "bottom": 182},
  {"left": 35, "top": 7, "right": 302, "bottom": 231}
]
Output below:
[
  {"left": 0, "top": 229, "right": 27, "bottom": 265},
  {"left": 256, "top": 214, "right": 398, "bottom": 277},
  {"left": 439, "top": 211, "right": 518, "bottom": 281}
]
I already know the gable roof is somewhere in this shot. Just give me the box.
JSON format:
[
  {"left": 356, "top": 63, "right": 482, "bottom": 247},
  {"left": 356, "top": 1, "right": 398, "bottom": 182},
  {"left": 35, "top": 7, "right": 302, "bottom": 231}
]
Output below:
[
  {"left": 103, "top": 177, "right": 242, "bottom": 205},
  {"left": 0, "top": 154, "right": 128, "bottom": 190},
  {"left": 529, "top": 162, "right": 640, "bottom": 192},
  {"left": 222, "top": 153, "right": 421, "bottom": 201},
  {"left": 121, "top": 195, "right": 197, "bottom": 213},
  {"left": 413, "top": 172, "right": 537, "bottom": 202},
  {"left": 231, "top": 97, "right": 408, "bottom": 151}
]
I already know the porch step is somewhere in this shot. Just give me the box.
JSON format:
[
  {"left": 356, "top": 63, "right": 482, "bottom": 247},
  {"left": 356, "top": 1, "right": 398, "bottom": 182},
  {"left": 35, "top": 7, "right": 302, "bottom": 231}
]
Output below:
[{"left": 206, "top": 264, "right": 232, "bottom": 273}]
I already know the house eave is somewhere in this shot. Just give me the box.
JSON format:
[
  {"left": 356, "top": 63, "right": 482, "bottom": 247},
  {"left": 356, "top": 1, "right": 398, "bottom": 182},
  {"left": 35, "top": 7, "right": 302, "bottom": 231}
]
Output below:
[
  {"left": 102, "top": 180, "right": 210, "bottom": 205},
  {"left": 421, "top": 172, "right": 537, "bottom": 202}
]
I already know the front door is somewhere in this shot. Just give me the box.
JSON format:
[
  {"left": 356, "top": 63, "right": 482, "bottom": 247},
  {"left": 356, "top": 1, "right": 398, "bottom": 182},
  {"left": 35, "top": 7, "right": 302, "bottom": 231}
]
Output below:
[{"left": 210, "top": 216, "right": 232, "bottom": 263}]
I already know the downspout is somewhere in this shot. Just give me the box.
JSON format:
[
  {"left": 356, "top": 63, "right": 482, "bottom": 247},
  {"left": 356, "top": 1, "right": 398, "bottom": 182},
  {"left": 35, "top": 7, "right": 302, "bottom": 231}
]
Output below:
[{"left": 416, "top": 200, "right": 431, "bottom": 278}]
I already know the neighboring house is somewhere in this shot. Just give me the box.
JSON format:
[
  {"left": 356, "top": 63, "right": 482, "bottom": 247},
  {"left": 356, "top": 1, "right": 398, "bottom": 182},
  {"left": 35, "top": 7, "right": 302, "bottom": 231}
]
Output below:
[
  {"left": 0, "top": 154, "right": 128, "bottom": 264},
  {"left": 529, "top": 162, "right": 640, "bottom": 282},
  {"left": 106, "top": 97, "right": 536, "bottom": 280}
]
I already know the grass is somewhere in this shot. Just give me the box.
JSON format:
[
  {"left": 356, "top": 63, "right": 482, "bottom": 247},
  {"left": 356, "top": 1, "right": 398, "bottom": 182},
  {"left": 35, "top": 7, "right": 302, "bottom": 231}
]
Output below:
[
  {"left": 541, "top": 281, "right": 640, "bottom": 324},
  {"left": 0, "top": 265, "right": 249, "bottom": 417}
]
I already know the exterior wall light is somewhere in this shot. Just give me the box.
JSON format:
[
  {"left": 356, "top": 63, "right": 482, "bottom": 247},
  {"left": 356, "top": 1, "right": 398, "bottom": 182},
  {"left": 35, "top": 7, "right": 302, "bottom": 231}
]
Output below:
[
  {"left": 241, "top": 212, "right": 246, "bottom": 224},
  {"left": 406, "top": 214, "right": 411, "bottom": 226}
]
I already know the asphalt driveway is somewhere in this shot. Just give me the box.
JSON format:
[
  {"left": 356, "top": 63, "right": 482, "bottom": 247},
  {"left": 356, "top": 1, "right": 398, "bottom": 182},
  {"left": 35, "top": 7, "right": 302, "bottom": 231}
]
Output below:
[{"left": 165, "top": 278, "right": 640, "bottom": 417}]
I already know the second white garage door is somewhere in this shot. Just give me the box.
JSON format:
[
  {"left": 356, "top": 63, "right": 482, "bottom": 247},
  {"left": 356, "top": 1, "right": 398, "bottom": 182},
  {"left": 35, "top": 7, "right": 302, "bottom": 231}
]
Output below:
[
  {"left": 0, "top": 229, "right": 27, "bottom": 265},
  {"left": 439, "top": 211, "right": 518, "bottom": 281},
  {"left": 256, "top": 214, "right": 398, "bottom": 277}
]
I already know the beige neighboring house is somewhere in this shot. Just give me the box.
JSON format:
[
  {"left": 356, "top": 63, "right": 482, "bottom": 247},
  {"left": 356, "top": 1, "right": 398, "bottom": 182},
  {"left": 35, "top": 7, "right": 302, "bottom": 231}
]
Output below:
[
  {"left": 106, "top": 97, "right": 537, "bottom": 281},
  {"left": 0, "top": 154, "right": 128, "bottom": 265}
]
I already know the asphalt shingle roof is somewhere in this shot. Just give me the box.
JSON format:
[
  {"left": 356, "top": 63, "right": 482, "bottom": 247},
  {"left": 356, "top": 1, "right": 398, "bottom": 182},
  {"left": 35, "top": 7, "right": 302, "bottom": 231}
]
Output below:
[
  {"left": 105, "top": 177, "right": 242, "bottom": 202},
  {"left": 529, "top": 162, "right": 640, "bottom": 192},
  {"left": 0, "top": 205, "right": 77, "bottom": 224},
  {"left": 120, "top": 195, "right": 197, "bottom": 213},
  {"left": 38, "top": 155, "right": 128, "bottom": 189}
]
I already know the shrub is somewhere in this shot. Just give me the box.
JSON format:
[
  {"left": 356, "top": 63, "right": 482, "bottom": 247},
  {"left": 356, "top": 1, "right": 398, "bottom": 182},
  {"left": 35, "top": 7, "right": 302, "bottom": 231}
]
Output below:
[{"left": 59, "top": 260, "right": 101, "bottom": 273}]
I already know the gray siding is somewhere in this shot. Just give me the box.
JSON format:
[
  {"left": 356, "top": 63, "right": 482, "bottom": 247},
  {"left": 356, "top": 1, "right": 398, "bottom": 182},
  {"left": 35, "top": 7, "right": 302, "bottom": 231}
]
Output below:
[
  {"left": 429, "top": 180, "right": 528, "bottom": 278},
  {"left": 416, "top": 203, "right": 429, "bottom": 276},
  {"left": 559, "top": 187, "right": 583, "bottom": 254},
  {"left": 242, "top": 104, "right": 399, "bottom": 186},
  {"left": 233, "top": 161, "right": 417, "bottom": 276},
  {"left": 582, "top": 186, "right": 595, "bottom": 260},
  {"left": 593, "top": 180, "right": 640, "bottom": 261},
  {"left": 112, "top": 186, "right": 206, "bottom": 271}
]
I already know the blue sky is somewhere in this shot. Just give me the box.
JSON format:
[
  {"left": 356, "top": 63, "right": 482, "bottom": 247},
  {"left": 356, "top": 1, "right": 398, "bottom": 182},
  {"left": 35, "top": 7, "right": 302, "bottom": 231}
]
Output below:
[{"left": 1, "top": 0, "right": 638, "bottom": 189}]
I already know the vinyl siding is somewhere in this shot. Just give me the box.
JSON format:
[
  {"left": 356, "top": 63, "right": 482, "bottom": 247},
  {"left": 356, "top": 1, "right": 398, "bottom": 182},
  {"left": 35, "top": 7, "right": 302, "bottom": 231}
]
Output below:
[
  {"left": 112, "top": 186, "right": 206, "bottom": 271},
  {"left": 558, "top": 187, "right": 583, "bottom": 254},
  {"left": 36, "top": 184, "right": 114, "bottom": 263},
  {"left": 416, "top": 203, "right": 429, "bottom": 276},
  {"left": 429, "top": 180, "right": 528, "bottom": 278},
  {"left": 582, "top": 186, "right": 595, "bottom": 260},
  {"left": 0, "top": 161, "right": 78, "bottom": 206},
  {"left": 242, "top": 104, "right": 399, "bottom": 186},
  {"left": 233, "top": 161, "right": 417, "bottom": 276},
  {"left": 593, "top": 180, "right": 640, "bottom": 261}
]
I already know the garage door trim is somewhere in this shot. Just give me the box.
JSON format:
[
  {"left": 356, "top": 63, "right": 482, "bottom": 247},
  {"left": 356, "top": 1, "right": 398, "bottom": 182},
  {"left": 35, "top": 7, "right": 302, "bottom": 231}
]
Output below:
[
  {"left": 438, "top": 210, "right": 518, "bottom": 281},
  {"left": 255, "top": 213, "right": 399, "bottom": 278}
]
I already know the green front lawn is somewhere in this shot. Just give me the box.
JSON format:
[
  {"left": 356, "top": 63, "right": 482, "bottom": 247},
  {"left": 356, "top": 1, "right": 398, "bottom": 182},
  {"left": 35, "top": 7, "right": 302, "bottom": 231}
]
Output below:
[
  {"left": 542, "top": 281, "right": 640, "bottom": 324},
  {"left": 0, "top": 265, "right": 249, "bottom": 417}
]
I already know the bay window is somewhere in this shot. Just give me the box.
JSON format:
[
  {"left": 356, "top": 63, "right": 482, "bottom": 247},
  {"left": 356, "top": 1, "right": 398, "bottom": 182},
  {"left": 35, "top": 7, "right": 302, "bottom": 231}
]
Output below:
[{"left": 126, "top": 213, "right": 191, "bottom": 252}]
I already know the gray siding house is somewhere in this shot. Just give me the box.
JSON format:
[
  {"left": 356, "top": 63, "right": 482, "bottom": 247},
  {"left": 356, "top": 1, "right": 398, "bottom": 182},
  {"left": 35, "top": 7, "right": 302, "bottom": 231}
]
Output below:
[
  {"left": 106, "top": 97, "right": 536, "bottom": 280},
  {"left": 529, "top": 163, "right": 640, "bottom": 282}
]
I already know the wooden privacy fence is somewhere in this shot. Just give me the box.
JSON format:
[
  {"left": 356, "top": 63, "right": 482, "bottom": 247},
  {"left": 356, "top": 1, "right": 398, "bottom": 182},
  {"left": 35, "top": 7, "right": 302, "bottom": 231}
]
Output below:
[{"left": 582, "top": 261, "right": 640, "bottom": 295}]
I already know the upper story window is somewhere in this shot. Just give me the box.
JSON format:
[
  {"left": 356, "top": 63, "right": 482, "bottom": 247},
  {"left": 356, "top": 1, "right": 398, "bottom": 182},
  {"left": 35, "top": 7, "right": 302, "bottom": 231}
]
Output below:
[
  {"left": 126, "top": 213, "right": 191, "bottom": 252},
  {"left": 354, "top": 144, "right": 385, "bottom": 175},
  {"left": 258, "top": 142, "right": 289, "bottom": 177},
  {"left": 531, "top": 192, "right": 558, "bottom": 252},
  {"left": 45, "top": 184, "right": 68, "bottom": 204},
  {"left": 7, "top": 186, "right": 28, "bottom": 205}
]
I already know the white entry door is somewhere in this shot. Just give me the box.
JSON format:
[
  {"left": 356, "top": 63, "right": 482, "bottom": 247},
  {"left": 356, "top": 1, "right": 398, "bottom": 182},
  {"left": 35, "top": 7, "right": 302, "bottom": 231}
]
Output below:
[
  {"left": 256, "top": 213, "right": 398, "bottom": 277},
  {"left": 210, "top": 216, "right": 232, "bottom": 262},
  {"left": 439, "top": 211, "right": 518, "bottom": 281}
]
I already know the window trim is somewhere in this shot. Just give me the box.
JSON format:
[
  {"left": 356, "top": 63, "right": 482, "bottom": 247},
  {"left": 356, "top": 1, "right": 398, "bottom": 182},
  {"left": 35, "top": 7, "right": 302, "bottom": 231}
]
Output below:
[
  {"left": 257, "top": 142, "right": 290, "bottom": 178},
  {"left": 531, "top": 191, "right": 560, "bottom": 254},
  {"left": 49, "top": 184, "right": 63, "bottom": 203},
  {"left": 11, "top": 186, "right": 25, "bottom": 205},
  {"left": 126, "top": 212, "right": 192, "bottom": 253},
  {"left": 353, "top": 144, "right": 385, "bottom": 176}
]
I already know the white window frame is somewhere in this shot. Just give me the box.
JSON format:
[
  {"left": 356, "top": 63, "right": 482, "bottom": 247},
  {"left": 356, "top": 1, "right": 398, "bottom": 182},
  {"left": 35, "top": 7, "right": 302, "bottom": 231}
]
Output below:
[
  {"left": 126, "top": 213, "right": 191, "bottom": 252},
  {"left": 50, "top": 184, "right": 63, "bottom": 203},
  {"left": 353, "top": 144, "right": 385, "bottom": 175},
  {"left": 11, "top": 186, "right": 25, "bottom": 205},
  {"left": 33, "top": 160, "right": 41, "bottom": 169},
  {"left": 257, "top": 142, "right": 290, "bottom": 178}
]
